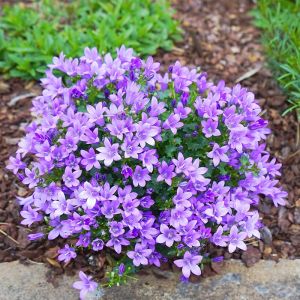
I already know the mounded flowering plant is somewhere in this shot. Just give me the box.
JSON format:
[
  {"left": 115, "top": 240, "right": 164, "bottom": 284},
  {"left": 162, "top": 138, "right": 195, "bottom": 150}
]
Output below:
[{"left": 7, "top": 46, "right": 287, "bottom": 298}]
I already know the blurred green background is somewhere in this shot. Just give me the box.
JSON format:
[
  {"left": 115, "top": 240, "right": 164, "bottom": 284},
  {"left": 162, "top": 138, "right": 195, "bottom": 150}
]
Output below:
[{"left": 0, "top": 0, "right": 182, "bottom": 80}]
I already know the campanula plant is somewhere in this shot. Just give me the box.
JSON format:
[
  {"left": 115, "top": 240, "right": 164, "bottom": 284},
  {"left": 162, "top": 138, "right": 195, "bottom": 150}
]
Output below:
[{"left": 7, "top": 46, "right": 286, "bottom": 298}]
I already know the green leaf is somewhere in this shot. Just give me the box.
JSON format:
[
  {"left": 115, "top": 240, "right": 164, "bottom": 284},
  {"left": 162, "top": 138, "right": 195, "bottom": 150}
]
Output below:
[{"left": 0, "top": 0, "right": 182, "bottom": 80}]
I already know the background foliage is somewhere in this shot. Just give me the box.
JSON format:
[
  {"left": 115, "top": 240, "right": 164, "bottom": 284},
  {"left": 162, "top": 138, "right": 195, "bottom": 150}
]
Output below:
[
  {"left": 0, "top": 0, "right": 182, "bottom": 80},
  {"left": 252, "top": 0, "right": 300, "bottom": 118}
]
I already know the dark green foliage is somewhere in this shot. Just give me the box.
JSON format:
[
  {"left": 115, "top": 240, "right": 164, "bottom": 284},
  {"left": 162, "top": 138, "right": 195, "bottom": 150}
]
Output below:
[
  {"left": 0, "top": 0, "right": 182, "bottom": 80},
  {"left": 251, "top": 0, "right": 300, "bottom": 118}
]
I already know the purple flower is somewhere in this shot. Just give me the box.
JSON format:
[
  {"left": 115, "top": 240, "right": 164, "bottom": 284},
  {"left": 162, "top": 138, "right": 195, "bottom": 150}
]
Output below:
[
  {"left": 270, "top": 188, "right": 287, "bottom": 207},
  {"left": 249, "top": 118, "right": 268, "bottom": 130},
  {"left": 65, "top": 153, "right": 80, "bottom": 169},
  {"left": 118, "top": 45, "right": 133, "bottom": 62},
  {"left": 79, "top": 182, "right": 100, "bottom": 209},
  {"left": 96, "top": 138, "right": 121, "bottom": 166},
  {"left": 80, "top": 127, "right": 99, "bottom": 144},
  {"left": 211, "top": 226, "right": 228, "bottom": 247},
  {"left": 174, "top": 251, "right": 202, "bottom": 278},
  {"left": 84, "top": 47, "right": 100, "bottom": 63},
  {"left": 174, "top": 77, "right": 192, "bottom": 93},
  {"left": 135, "top": 123, "right": 160, "bottom": 148},
  {"left": 22, "top": 168, "right": 38, "bottom": 188},
  {"left": 182, "top": 229, "right": 201, "bottom": 248},
  {"left": 127, "top": 244, "right": 152, "bottom": 266},
  {"left": 204, "top": 201, "right": 228, "bottom": 224},
  {"left": 28, "top": 232, "right": 45, "bottom": 241},
  {"left": 52, "top": 145, "right": 68, "bottom": 162},
  {"left": 80, "top": 148, "right": 100, "bottom": 171},
  {"left": 35, "top": 140, "right": 52, "bottom": 161},
  {"left": 47, "top": 220, "right": 73, "bottom": 240},
  {"left": 144, "top": 56, "right": 160, "bottom": 78},
  {"left": 20, "top": 206, "right": 43, "bottom": 226},
  {"left": 51, "top": 192, "right": 73, "bottom": 217},
  {"left": 203, "top": 102, "right": 222, "bottom": 120},
  {"left": 163, "top": 114, "right": 183, "bottom": 134},
  {"left": 148, "top": 96, "right": 166, "bottom": 116},
  {"left": 173, "top": 187, "right": 192, "bottom": 208},
  {"left": 107, "top": 119, "right": 129, "bottom": 140},
  {"left": 86, "top": 103, "right": 105, "bottom": 126},
  {"left": 156, "top": 224, "right": 181, "bottom": 247},
  {"left": 101, "top": 200, "right": 121, "bottom": 219},
  {"left": 228, "top": 225, "right": 247, "bottom": 253},
  {"left": 59, "top": 131, "right": 79, "bottom": 152},
  {"left": 172, "top": 152, "right": 193, "bottom": 175},
  {"left": 132, "top": 166, "right": 151, "bottom": 187},
  {"left": 242, "top": 212, "right": 261, "bottom": 238},
  {"left": 6, "top": 153, "right": 26, "bottom": 174},
  {"left": 174, "top": 102, "right": 191, "bottom": 119},
  {"left": 118, "top": 263, "right": 126, "bottom": 275},
  {"left": 92, "top": 238, "right": 104, "bottom": 251},
  {"left": 157, "top": 73, "right": 169, "bottom": 90},
  {"left": 58, "top": 244, "right": 77, "bottom": 263},
  {"left": 109, "top": 221, "right": 125, "bottom": 237},
  {"left": 229, "top": 126, "right": 249, "bottom": 153},
  {"left": 212, "top": 256, "right": 224, "bottom": 263},
  {"left": 122, "top": 197, "right": 140, "bottom": 216},
  {"left": 76, "top": 232, "right": 91, "bottom": 248},
  {"left": 207, "top": 143, "right": 229, "bottom": 166},
  {"left": 140, "top": 196, "right": 154, "bottom": 208},
  {"left": 201, "top": 119, "right": 221, "bottom": 138},
  {"left": 99, "top": 182, "right": 118, "bottom": 201},
  {"left": 157, "top": 161, "right": 175, "bottom": 186},
  {"left": 62, "top": 166, "right": 82, "bottom": 188},
  {"left": 170, "top": 208, "right": 192, "bottom": 228},
  {"left": 106, "top": 236, "right": 130, "bottom": 254},
  {"left": 148, "top": 251, "right": 162, "bottom": 267},
  {"left": 121, "top": 137, "right": 143, "bottom": 159},
  {"left": 139, "top": 149, "right": 158, "bottom": 172},
  {"left": 73, "top": 271, "right": 98, "bottom": 300},
  {"left": 121, "top": 165, "right": 133, "bottom": 179}
]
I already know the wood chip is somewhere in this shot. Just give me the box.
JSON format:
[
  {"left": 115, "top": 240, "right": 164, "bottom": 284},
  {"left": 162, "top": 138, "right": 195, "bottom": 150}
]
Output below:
[
  {"left": 235, "top": 64, "right": 262, "bottom": 83},
  {"left": 8, "top": 92, "right": 37, "bottom": 107}
]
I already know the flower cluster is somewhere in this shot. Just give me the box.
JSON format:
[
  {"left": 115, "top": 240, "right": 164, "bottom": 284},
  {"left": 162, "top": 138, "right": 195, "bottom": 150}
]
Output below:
[{"left": 7, "top": 46, "right": 286, "bottom": 296}]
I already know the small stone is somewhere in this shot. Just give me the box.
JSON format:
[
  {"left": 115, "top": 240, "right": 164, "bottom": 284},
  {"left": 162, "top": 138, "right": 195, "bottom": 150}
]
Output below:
[
  {"left": 0, "top": 81, "right": 9, "bottom": 93},
  {"left": 231, "top": 46, "right": 240, "bottom": 54},
  {"left": 290, "top": 225, "right": 300, "bottom": 235},
  {"left": 263, "top": 246, "right": 272, "bottom": 256},
  {"left": 290, "top": 235, "right": 300, "bottom": 247},
  {"left": 17, "top": 227, "right": 31, "bottom": 249},
  {"left": 260, "top": 226, "right": 273, "bottom": 245},
  {"left": 241, "top": 246, "right": 261, "bottom": 267},
  {"left": 294, "top": 208, "right": 300, "bottom": 224},
  {"left": 211, "top": 261, "right": 224, "bottom": 274}
]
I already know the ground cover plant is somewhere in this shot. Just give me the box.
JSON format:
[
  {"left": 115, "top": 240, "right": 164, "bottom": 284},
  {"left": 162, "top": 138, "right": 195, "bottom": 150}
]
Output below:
[
  {"left": 252, "top": 0, "right": 300, "bottom": 118},
  {"left": 0, "top": 0, "right": 181, "bottom": 80},
  {"left": 7, "top": 46, "right": 287, "bottom": 299}
]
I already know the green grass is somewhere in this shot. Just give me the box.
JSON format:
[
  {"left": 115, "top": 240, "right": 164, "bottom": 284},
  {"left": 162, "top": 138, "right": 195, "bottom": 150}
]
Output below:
[
  {"left": 251, "top": 0, "right": 300, "bottom": 118},
  {"left": 0, "top": 0, "right": 182, "bottom": 80}
]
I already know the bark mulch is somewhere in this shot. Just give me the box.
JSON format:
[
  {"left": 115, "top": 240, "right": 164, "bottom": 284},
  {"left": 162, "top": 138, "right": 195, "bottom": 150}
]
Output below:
[{"left": 0, "top": 0, "right": 299, "bottom": 280}]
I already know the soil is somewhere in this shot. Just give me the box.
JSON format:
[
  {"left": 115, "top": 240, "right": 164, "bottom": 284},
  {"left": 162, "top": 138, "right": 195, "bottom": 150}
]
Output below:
[{"left": 0, "top": 0, "right": 299, "bottom": 279}]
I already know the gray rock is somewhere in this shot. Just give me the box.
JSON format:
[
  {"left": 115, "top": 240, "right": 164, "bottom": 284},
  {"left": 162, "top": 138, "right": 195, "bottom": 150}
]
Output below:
[
  {"left": 103, "top": 259, "right": 300, "bottom": 300},
  {"left": 0, "top": 261, "right": 78, "bottom": 300},
  {"left": 0, "top": 260, "right": 300, "bottom": 300}
]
